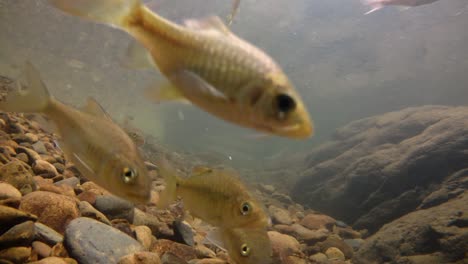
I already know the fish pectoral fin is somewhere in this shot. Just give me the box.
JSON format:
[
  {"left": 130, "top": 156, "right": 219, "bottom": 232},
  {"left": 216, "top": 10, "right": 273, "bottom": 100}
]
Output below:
[
  {"left": 144, "top": 81, "right": 191, "bottom": 104},
  {"left": 121, "top": 40, "right": 156, "bottom": 70},
  {"left": 204, "top": 228, "right": 227, "bottom": 251},
  {"left": 82, "top": 97, "right": 114, "bottom": 121},
  {"left": 171, "top": 70, "right": 229, "bottom": 101},
  {"left": 183, "top": 16, "right": 230, "bottom": 35},
  {"left": 70, "top": 152, "right": 96, "bottom": 179}
]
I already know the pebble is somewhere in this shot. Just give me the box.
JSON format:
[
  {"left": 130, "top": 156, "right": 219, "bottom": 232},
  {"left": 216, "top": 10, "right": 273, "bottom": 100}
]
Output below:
[
  {"left": 133, "top": 208, "right": 173, "bottom": 238},
  {"left": 309, "top": 252, "right": 328, "bottom": 263},
  {"left": 316, "top": 235, "right": 353, "bottom": 259},
  {"left": 32, "top": 141, "right": 48, "bottom": 155},
  {"left": 53, "top": 163, "right": 66, "bottom": 174},
  {"left": 0, "top": 246, "right": 31, "bottom": 263},
  {"left": 0, "top": 159, "right": 36, "bottom": 194},
  {"left": 0, "top": 182, "right": 22, "bottom": 200},
  {"left": 344, "top": 238, "right": 364, "bottom": 251},
  {"left": 152, "top": 239, "right": 197, "bottom": 261},
  {"left": 173, "top": 220, "right": 195, "bottom": 246},
  {"left": 269, "top": 205, "right": 293, "bottom": 225},
  {"left": 0, "top": 205, "right": 37, "bottom": 233},
  {"left": 300, "top": 214, "right": 336, "bottom": 231},
  {"left": 33, "top": 160, "right": 59, "bottom": 178},
  {"left": 20, "top": 191, "right": 79, "bottom": 234},
  {"left": 94, "top": 195, "right": 135, "bottom": 222},
  {"left": 0, "top": 220, "right": 35, "bottom": 248},
  {"left": 271, "top": 192, "right": 294, "bottom": 205},
  {"left": 268, "top": 231, "right": 302, "bottom": 259},
  {"left": 16, "top": 146, "right": 41, "bottom": 164},
  {"left": 259, "top": 184, "right": 276, "bottom": 194},
  {"left": 77, "top": 191, "right": 98, "bottom": 205},
  {"left": 118, "top": 251, "right": 162, "bottom": 264},
  {"left": 32, "top": 240, "right": 52, "bottom": 258},
  {"left": 160, "top": 252, "right": 188, "bottom": 264},
  {"left": 78, "top": 201, "right": 111, "bottom": 225},
  {"left": 34, "top": 222, "right": 64, "bottom": 245},
  {"left": 25, "top": 132, "right": 39, "bottom": 143},
  {"left": 325, "top": 247, "right": 345, "bottom": 261},
  {"left": 133, "top": 225, "right": 153, "bottom": 250},
  {"left": 64, "top": 217, "right": 143, "bottom": 264},
  {"left": 16, "top": 152, "right": 29, "bottom": 164},
  {"left": 188, "top": 259, "right": 228, "bottom": 264},
  {"left": 29, "top": 257, "right": 78, "bottom": 264}
]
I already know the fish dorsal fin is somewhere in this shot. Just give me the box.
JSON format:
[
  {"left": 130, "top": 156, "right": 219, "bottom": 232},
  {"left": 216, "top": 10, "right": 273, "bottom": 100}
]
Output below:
[
  {"left": 82, "top": 97, "right": 112, "bottom": 121},
  {"left": 191, "top": 165, "right": 213, "bottom": 176},
  {"left": 183, "top": 16, "right": 230, "bottom": 35}
]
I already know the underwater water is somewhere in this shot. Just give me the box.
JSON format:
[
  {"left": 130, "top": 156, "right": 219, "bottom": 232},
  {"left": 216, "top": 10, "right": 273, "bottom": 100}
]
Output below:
[{"left": 0, "top": 0, "right": 467, "bottom": 263}]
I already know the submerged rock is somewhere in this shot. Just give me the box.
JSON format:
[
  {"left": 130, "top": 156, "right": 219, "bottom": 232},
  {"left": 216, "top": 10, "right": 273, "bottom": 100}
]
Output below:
[
  {"left": 293, "top": 106, "right": 468, "bottom": 233},
  {"left": 94, "top": 195, "right": 135, "bottom": 222},
  {"left": 0, "top": 159, "right": 36, "bottom": 194},
  {"left": 34, "top": 222, "right": 64, "bottom": 245},
  {"left": 20, "top": 191, "right": 79, "bottom": 234},
  {"left": 0, "top": 220, "right": 35, "bottom": 248},
  {"left": 354, "top": 192, "right": 468, "bottom": 263},
  {"left": 64, "top": 217, "right": 143, "bottom": 264}
]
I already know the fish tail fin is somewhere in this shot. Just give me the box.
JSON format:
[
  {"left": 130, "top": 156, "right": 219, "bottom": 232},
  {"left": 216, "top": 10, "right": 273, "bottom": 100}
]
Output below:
[
  {"left": 48, "top": 0, "right": 141, "bottom": 28},
  {"left": 363, "top": 0, "right": 383, "bottom": 14},
  {"left": 0, "top": 62, "right": 51, "bottom": 113},
  {"left": 156, "top": 157, "right": 180, "bottom": 209}
]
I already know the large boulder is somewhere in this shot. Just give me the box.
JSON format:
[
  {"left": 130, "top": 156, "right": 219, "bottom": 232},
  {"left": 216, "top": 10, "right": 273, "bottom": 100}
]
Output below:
[
  {"left": 353, "top": 191, "right": 468, "bottom": 264},
  {"left": 292, "top": 106, "right": 468, "bottom": 233}
]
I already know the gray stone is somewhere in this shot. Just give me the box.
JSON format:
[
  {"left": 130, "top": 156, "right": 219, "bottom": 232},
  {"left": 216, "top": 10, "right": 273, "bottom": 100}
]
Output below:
[
  {"left": 173, "top": 220, "right": 194, "bottom": 246},
  {"left": 64, "top": 217, "right": 143, "bottom": 264},
  {"left": 32, "top": 141, "right": 48, "bottom": 154},
  {"left": 34, "top": 222, "right": 64, "bottom": 245},
  {"left": 94, "top": 195, "right": 135, "bottom": 222}
]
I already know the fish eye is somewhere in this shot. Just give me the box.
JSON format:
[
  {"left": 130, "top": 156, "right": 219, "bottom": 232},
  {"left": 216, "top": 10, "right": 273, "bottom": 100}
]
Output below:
[
  {"left": 122, "top": 167, "right": 137, "bottom": 184},
  {"left": 240, "top": 202, "right": 251, "bottom": 215},
  {"left": 240, "top": 243, "right": 251, "bottom": 257},
  {"left": 274, "top": 93, "right": 296, "bottom": 118}
]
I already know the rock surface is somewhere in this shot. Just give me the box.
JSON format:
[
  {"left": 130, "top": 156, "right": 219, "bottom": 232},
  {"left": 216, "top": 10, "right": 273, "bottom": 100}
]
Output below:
[
  {"left": 293, "top": 106, "right": 468, "bottom": 233},
  {"left": 354, "top": 192, "right": 468, "bottom": 264},
  {"left": 64, "top": 217, "right": 144, "bottom": 264}
]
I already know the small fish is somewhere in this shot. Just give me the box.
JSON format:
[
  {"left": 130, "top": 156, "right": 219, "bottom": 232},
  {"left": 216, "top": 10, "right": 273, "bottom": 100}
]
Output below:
[
  {"left": 211, "top": 227, "right": 273, "bottom": 264},
  {"left": 364, "top": 0, "right": 440, "bottom": 14},
  {"left": 48, "top": 0, "right": 313, "bottom": 139},
  {"left": 121, "top": 116, "right": 146, "bottom": 147},
  {"left": 156, "top": 158, "right": 270, "bottom": 229},
  {"left": 0, "top": 62, "right": 151, "bottom": 204}
]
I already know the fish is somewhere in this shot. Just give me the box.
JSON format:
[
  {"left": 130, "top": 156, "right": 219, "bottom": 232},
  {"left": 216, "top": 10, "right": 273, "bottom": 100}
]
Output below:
[
  {"left": 0, "top": 62, "right": 152, "bottom": 204},
  {"left": 48, "top": 0, "right": 313, "bottom": 139},
  {"left": 210, "top": 227, "right": 273, "bottom": 264},
  {"left": 156, "top": 158, "right": 270, "bottom": 229},
  {"left": 364, "top": 0, "right": 440, "bottom": 14}
]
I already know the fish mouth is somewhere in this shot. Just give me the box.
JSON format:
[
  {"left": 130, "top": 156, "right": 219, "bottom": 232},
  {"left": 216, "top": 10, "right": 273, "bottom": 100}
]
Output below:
[
  {"left": 276, "top": 121, "right": 313, "bottom": 139},
  {"left": 124, "top": 189, "right": 151, "bottom": 205}
]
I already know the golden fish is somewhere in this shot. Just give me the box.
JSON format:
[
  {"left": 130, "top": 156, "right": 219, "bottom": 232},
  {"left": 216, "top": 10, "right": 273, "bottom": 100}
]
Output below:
[
  {"left": 221, "top": 227, "right": 272, "bottom": 264},
  {"left": 157, "top": 158, "right": 270, "bottom": 229},
  {"left": 0, "top": 62, "right": 151, "bottom": 204},
  {"left": 206, "top": 227, "right": 272, "bottom": 264},
  {"left": 49, "top": 0, "right": 313, "bottom": 139}
]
